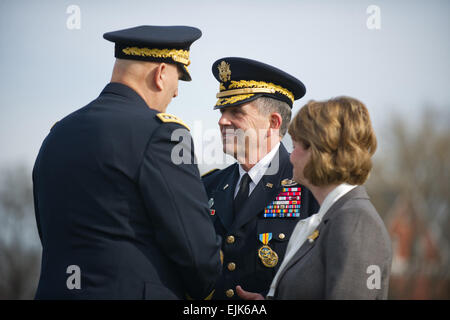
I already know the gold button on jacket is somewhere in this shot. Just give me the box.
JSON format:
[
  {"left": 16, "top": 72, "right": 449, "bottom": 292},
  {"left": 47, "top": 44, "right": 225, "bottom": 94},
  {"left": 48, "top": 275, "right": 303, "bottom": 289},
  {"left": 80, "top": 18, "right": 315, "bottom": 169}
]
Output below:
[{"left": 226, "top": 235, "right": 235, "bottom": 244}]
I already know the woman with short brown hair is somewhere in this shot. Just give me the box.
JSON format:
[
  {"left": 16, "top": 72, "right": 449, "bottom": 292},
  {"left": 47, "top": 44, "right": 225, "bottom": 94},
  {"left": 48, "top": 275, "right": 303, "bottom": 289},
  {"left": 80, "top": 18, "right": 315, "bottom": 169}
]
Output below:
[
  {"left": 288, "top": 96, "right": 377, "bottom": 186},
  {"left": 237, "top": 96, "right": 392, "bottom": 300}
]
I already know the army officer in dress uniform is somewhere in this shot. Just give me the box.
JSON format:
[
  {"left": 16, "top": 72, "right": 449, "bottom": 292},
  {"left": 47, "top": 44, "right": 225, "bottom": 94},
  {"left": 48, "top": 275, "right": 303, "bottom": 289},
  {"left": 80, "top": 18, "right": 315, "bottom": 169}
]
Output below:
[
  {"left": 201, "top": 57, "right": 319, "bottom": 299},
  {"left": 32, "top": 25, "right": 222, "bottom": 300}
]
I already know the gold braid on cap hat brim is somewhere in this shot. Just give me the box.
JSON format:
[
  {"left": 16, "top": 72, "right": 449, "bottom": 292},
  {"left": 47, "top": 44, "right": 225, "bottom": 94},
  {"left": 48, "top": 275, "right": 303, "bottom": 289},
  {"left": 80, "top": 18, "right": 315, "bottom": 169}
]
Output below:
[
  {"left": 216, "top": 80, "right": 294, "bottom": 104},
  {"left": 122, "top": 47, "right": 190, "bottom": 66},
  {"left": 216, "top": 94, "right": 255, "bottom": 106}
]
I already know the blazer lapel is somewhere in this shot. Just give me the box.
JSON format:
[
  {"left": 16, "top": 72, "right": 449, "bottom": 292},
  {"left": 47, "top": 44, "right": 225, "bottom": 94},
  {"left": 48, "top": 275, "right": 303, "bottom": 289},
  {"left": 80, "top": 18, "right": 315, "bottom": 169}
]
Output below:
[
  {"left": 321, "top": 185, "right": 369, "bottom": 223},
  {"left": 275, "top": 220, "right": 327, "bottom": 287},
  {"left": 212, "top": 164, "right": 239, "bottom": 231},
  {"left": 274, "top": 185, "right": 370, "bottom": 290}
]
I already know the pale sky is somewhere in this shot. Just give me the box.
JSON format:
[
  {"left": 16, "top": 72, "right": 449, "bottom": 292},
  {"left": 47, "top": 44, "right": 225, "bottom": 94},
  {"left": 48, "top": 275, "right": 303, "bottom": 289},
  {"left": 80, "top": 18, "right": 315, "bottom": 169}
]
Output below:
[{"left": 1, "top": 0, "right": 449, "bottom": 173}]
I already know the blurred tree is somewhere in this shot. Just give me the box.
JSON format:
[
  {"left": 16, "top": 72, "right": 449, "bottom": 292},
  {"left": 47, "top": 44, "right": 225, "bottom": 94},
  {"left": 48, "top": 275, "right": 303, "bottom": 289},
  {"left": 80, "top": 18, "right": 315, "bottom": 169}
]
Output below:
[
  {"left": 0, "top": 165, "right": 41, "bottom": 299},
  {"left": 367, "top": 107, "right": 450, "bottom": 299}
]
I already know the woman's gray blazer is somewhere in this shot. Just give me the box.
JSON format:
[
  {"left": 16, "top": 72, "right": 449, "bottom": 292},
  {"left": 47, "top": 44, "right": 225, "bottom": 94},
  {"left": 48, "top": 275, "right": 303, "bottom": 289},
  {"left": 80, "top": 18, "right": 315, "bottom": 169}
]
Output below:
[{"left": 274, "top": 186, "right": 392, "bottom": 300}]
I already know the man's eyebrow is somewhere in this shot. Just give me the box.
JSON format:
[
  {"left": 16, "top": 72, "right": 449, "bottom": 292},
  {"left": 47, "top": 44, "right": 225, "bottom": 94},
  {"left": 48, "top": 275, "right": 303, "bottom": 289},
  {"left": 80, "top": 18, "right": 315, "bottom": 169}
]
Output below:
[
  {"left": 221, "top": 107, "right": 241, "bottom": 114},
  {"left": 234, "top": 107, "right": 246, "bottom": 115}
]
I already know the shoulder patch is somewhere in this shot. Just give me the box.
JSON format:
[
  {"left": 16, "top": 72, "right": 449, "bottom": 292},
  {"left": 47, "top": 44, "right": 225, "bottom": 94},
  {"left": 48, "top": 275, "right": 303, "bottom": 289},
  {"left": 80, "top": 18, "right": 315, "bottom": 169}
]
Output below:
[
  {"left": 156, "top": 113, "right": 190, "bottom": 131},
  {"left": 201, "top": 168, "right": 219, "bottom": 178}
]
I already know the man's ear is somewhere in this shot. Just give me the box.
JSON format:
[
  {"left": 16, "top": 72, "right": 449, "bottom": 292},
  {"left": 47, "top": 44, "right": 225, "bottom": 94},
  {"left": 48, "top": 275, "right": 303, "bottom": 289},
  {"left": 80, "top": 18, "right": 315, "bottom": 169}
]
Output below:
[
  {"left": 153, "top": 63, "right": 166, "bottom": 91},
  {"left": 268, "top": 112, "right": 282, "bottom": 136}
]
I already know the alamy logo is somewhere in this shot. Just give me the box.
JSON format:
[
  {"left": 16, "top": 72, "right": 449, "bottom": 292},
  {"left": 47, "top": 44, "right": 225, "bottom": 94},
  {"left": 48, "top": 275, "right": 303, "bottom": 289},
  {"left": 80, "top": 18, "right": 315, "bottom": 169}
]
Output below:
[
  {"left": 66, "top": 265, "right": 81, "bottom": 290},
  {"left": 66, "top": 5, "right": 81, "bottom": 30},
  {"left": 366, "top": 5, "right": 381, "bottom": 30},
  {"left": 366, "top": 265, "right": 381, "bottom": 290},
  {"left": 169, "top": 126, "right": 281, "bottom": 174}
]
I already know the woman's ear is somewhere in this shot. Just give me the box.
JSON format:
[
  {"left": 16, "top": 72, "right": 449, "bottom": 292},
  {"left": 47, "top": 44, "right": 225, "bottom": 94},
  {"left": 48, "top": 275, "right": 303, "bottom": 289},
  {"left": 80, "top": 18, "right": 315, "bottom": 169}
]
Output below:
[{"left": 153, "top": 63, "right": 166, "bottom": 91}]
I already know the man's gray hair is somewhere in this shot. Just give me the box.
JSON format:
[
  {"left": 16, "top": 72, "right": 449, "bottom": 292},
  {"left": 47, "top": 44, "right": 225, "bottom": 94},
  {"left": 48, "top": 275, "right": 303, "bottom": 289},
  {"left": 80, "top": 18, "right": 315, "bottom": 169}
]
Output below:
[{"left": 255, "top": 97, "right": 292, "bottom": 137}]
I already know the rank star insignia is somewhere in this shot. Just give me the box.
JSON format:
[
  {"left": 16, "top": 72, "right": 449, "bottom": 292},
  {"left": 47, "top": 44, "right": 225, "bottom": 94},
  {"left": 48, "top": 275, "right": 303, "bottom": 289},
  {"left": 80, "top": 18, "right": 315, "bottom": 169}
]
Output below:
[{"left": 218, "top": 60, "right": 231, "bottom": 82}]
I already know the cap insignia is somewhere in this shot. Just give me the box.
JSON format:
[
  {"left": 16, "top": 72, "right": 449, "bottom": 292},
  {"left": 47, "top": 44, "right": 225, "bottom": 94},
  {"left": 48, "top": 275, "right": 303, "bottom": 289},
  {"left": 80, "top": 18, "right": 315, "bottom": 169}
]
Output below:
[{"left": 218, "top": 61, "right": 231, "bottom": 82}]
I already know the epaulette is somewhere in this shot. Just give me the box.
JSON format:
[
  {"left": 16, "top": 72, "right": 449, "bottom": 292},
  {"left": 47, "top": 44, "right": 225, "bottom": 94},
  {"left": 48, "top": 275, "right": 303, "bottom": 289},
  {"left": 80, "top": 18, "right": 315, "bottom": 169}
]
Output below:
[
  {"left": 50, "top": 121, "right": 58, "bottom": 130},
  {"left": 156, "top": 113, "right": 190, "bottom": 131},
  {"left": 201, "top": 168, "right": 219, "bottom": 178}
]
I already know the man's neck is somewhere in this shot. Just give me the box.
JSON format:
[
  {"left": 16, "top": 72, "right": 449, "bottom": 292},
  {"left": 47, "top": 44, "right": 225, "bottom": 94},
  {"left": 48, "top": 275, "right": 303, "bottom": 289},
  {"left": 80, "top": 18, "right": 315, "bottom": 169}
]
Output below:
[{"left": 111, "top": 77, "right": 149, "bottom": 104}]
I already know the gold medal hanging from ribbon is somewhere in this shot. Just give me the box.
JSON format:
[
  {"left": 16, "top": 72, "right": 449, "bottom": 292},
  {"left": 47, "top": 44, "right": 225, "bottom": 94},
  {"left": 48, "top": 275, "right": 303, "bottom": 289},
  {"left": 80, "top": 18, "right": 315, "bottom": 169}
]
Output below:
[{"left": 258, "top": 233, "right": 278, "bottom": 268}]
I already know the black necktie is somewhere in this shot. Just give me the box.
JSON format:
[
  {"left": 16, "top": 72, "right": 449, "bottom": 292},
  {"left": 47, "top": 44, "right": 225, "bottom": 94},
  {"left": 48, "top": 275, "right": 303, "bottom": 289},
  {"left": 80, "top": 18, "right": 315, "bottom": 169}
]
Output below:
[{"left": 234, "top": 173, "right": 251, "bottom": 216}]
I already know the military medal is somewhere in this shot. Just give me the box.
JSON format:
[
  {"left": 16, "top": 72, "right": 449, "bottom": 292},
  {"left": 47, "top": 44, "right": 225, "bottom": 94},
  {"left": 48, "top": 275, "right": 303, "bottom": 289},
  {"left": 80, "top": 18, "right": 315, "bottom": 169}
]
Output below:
[
  {"left": 258, "top": 233, "right": 278, "bottom": 268},
  {"left": 263, "top": 179, "right": 302, "bottom": 218}
]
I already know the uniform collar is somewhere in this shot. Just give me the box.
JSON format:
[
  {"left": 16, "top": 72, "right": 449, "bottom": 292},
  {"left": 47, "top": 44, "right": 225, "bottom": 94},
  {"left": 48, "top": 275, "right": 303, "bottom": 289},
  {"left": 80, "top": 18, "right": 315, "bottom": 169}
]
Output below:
[
  {"left": 237, "top": 142, "right": 281, "bottom": 187},
  {"left": 100, "top": 82, "right": 150, "bottom": 109}
]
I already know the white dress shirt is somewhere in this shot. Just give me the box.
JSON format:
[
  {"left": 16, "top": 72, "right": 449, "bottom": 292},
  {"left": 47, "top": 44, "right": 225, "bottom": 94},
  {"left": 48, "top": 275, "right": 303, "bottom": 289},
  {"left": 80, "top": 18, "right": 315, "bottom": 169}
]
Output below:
[
  {"left": 234, "top": 142, "right": 281, "bottom": 198},
  {"left": 267, "top": 183, "right": 357, "bottom": 298}
]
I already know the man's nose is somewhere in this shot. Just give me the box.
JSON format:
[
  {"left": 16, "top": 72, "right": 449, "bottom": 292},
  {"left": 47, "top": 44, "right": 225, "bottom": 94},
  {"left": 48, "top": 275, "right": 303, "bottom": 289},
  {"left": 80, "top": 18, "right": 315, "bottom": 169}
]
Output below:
[{"left": 218, "top": 111, "right": 232, "bottom": 126}]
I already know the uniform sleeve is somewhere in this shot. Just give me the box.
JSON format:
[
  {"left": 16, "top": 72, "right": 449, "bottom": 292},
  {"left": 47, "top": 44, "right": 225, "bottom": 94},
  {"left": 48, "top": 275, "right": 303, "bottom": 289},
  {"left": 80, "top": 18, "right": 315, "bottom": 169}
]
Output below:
[
  {"left": 137, "top": 123, "right": 222, "bottom": 299},
  {"left": 324, "top": 209, "right": 392, "bottom": 299},
  {"left": 32, "top": 157, "right": 43, "bottom": 242}
]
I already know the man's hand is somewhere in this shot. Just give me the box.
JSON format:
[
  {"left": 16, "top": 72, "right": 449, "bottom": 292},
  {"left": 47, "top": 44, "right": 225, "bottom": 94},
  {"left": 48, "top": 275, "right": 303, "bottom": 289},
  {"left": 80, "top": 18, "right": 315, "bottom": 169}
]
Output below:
[{"left": 235, "top": 285, "right": 265, "bottom": 300}]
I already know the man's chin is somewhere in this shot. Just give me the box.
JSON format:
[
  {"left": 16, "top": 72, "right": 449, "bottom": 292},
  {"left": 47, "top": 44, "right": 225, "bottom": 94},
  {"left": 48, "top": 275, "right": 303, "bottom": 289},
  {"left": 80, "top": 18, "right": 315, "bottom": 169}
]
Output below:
[{"left": 222, "top": 144, "right": 236, "bottom": 157}]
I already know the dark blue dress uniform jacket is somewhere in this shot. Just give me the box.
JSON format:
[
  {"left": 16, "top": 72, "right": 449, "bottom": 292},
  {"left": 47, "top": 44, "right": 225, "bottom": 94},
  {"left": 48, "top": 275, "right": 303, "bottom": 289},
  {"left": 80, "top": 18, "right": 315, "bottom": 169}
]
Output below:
[
  {"left": 32, "top": 83, "right": 222, "bottom": 300},
  {"left": 202, "top": 144, "right": 319, "bottom": 299}
]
